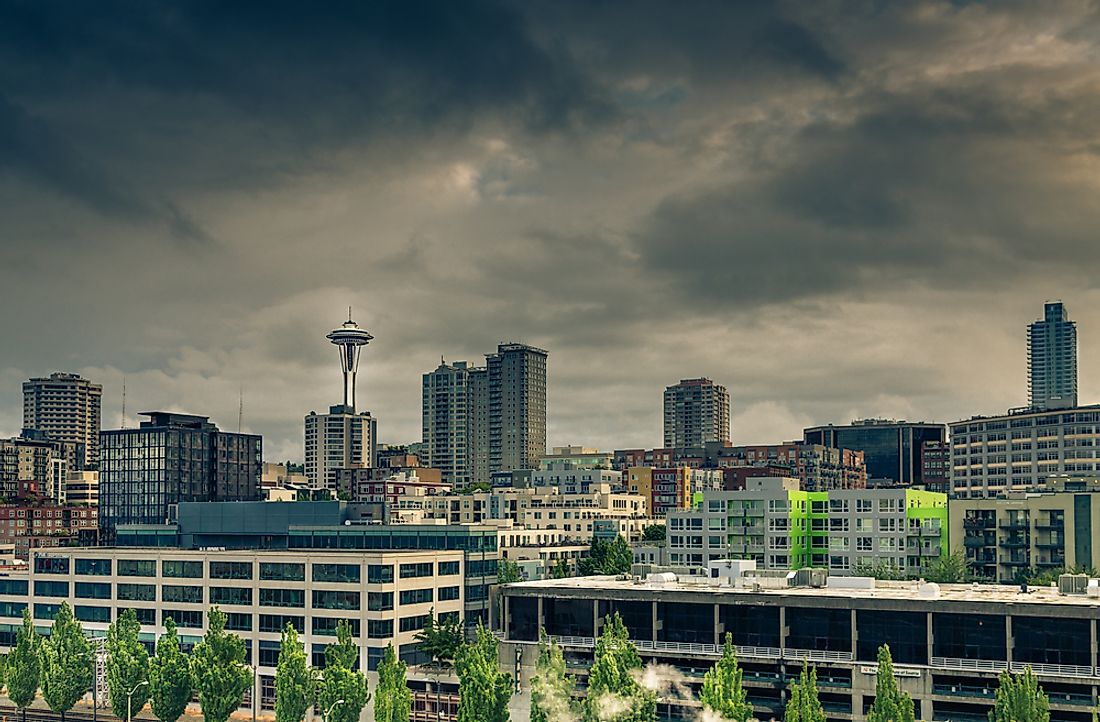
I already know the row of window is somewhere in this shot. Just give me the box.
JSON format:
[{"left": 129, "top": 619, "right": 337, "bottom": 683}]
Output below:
[
  {"left": 27, "top": 581, "right": 458, "bottom": 611},
  {"left": 32, "top": 558, "right": 461, "bottom": 581}
]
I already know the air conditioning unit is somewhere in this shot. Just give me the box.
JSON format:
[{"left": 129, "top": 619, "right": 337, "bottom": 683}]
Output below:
[{"left": 1058, "top": 573, "right": 1089, "bottom": 595}]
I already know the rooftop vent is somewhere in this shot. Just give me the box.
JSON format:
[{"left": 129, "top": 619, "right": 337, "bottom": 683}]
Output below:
[{"left": 1058, "top": 573, "right": 1089, "bottom": 595}]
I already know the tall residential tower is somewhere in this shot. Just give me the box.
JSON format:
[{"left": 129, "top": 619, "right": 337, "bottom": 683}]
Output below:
[
  {"left": 422, "top": 343, "right": 547, "bottom": 486},
  {"left": 663, "top": 378, "right": 730, "bottom": 449},
  {"left": 1028, "top": 300, "right": 1077, "bottom": 411},
  {"left": 22, "top": 372, "right": 102, "bottom": 469}
]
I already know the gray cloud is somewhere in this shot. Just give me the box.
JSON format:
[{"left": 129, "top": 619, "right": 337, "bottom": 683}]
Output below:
[{"left": 2, "top": 1, "right": 1100, "bottom": 458}]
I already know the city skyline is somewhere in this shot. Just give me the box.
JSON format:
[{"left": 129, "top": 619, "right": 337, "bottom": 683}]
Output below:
[{"left": 4, "top": 3, "right": 1100, "bottom": 461}]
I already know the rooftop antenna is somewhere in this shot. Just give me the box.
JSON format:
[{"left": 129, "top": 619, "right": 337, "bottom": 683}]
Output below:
[
  {"left": 238, "top": 384, "right": 244, "bottom": 433},
  {"left": 120, "top": 376, "right": 127, "bottom": 429},
  {"left": 348, "top": 305, "right": 353, "bottom": 322}
]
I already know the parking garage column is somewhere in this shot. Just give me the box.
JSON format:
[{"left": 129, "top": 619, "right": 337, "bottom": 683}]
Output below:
[
  {"left": 651, "top": 601, "right": 658, "bottom": 642},
  {"left": 714, "top": 603, "right": 720, "bottom": 646},
  {"left": 1005, "top": 615, "right": 1013, "bottom": 667}
]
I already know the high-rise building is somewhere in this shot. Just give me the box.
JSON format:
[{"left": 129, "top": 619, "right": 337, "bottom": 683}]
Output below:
[
  {"left": 304, "top": 408, "right": 376, "bottom": 492},
  {"left": 421, "top": 343, "right": 547, "bottom": 485},
  {"left": 803, "top": 419, "right": 946, "bottom": 486},
  {"left": 663, "top": 378, "right": 730, "bottom": 449},
  {"left": 488, "top": 343, "right": 548, "bottom": 474},
  {"left": 99, "top": 412, "right": 261, "bottom": 539},
  {"left": 22, "top": 372, "right": 102, "bottom": 469},
  {"left": 1029, "top": 300, "right": 1078, "bottom": 411},
  {"left": 305, "top": 314, "right": 377, "bottom": 490}
]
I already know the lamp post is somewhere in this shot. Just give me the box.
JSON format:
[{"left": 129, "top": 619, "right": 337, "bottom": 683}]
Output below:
[
  {"left": 250, "top": 664, "right": 257, "bottom": 722},
  {"left": 127, "top": 681, "right": 149, "bottom": 722},
  {"left": 323, "top": 699, "right": 345, "bottom": 722}
]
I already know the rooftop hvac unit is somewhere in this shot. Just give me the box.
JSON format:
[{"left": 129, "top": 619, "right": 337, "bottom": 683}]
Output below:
[{"left": 1058, "top": 573, "right": 1089, "bottom": 595}]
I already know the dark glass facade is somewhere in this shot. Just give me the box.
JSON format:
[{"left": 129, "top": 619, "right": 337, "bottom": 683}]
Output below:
[
  {"left": 99, "top": 412, "right": 261, "bottom": 539},
  {"left": 856, "top": 610, "right": 927, "bottom": 664},
  {"left": 804, "top": 421, "right": 946, "bottom": 484},
  {"left": 786, "top": 607, "right": 851, "bottom": 652}
]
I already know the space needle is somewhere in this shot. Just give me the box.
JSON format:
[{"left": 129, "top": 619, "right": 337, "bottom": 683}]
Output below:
[{"left": 327, "top": 309, "right": 373, "bottom": 412}]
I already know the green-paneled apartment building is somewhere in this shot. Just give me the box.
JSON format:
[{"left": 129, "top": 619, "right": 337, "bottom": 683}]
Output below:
[{"left": 667, "top": 477, "right": 947, "bottom": 574}]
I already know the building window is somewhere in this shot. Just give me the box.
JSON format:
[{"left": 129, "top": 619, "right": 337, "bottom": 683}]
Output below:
[
  {"left": 312, "top": 618, "right": 360, "bottom": 637},
  {"left": 259, "top": 614, "right": 304, "bottom": 633},
  {"left": 260, "top": 588, "right": 305, "bottom": 608},
  {"left": 117, "top": 583, "right": 156, "bottom": 602},
  {"left": 437, "top": 561, "right": 460, "bottom": 576},
  {"left": 399, "top": 563, "right": 433, "bottom": 579},
  {"left": 162, "top": 585, "right": 203, "bottom": 604},
  {"left": 399, "top": 614, "right": 431, "bottom": 633},
  {"left": 400, "top": 589, "right": 433, "bottom": 606},
  {"left": 210, "top": 587, "right": 253, "bottom": 606},
  {"left": 162, "top": 560, "right": 203, "bottom": 578},
  {"left": 367, "top": 592, "right": 394, "bottom": 611},
  {"left": 260, "top": 562, "right": 304, "bottom": 581},
  {"left": 74, "top": 558, "right": 112, "bottom": 576},
  {"left": 117, "top": 559, "right": 156, "bottom": 577},
  {"left": 210, "top": 561, "right": 253, "bottom": 580},
  {"left": 33, "top": 557, "right": 69, "bottom": 575},
  {"left": 367, "top": 565, "right": 394, "bottom": 583},
  {"left": 75, "top": 606, "right": 111, "bottom": 623},
  {"left": 312, "top": 590, "right": 360, "bottom": 611},
  {"left": 225, "top": 612, "right": 253, "bottom": 632},
  {"left": 34, "top": 603, "right": 62, "bottom": 620},
  {"left": 162, "top": 609, "right": 204, "bottom": 628},
  {"left": 438, "top": 586, "right": 461, "bottom": 602},
  {"left": 367, "top": 619, "right": 394, "bottom": 638},
  {"left": 34, "top": 580, "right": 69, "bottom": 597},
  {"left": 75, "top": 582, "right": 111, "bottom": 600},
  {"left": 313, "top": 564, "right": 361, "bottom": 584}
]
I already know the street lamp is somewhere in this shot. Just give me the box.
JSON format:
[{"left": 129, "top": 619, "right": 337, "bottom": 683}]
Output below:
[
  {"left": 250, "top": 664, "right": 257, "bottom": 722},
  {"left": 323, "top": 699, "right": 345, "bottom": 722},
  {"left": 127, "top": 680, "right": 149, "bottom": 722}
]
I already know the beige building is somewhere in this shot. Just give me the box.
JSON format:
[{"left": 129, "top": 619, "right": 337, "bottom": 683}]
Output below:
[
  {"left": 951, "top": 477, "right": 1100, "bottom": 582},
  {"left": 64, "top": 470, "right": 98, "bottom": 506}
]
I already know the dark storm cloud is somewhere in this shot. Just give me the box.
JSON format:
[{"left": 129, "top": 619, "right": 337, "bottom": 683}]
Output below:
[{"left": 2, "top": 0, "right": 1100, "bottom": 455}]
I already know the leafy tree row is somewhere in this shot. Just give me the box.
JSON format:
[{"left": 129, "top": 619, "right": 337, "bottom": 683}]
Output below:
[
  {"left": 2, "top": 604, "right": 413, "bottom": 722},
  {"left": 576, "top": 535, "right": 633, "bottom": 576},
  {"left": 856, "top": 549, "right": 973, "bottom": 583}
]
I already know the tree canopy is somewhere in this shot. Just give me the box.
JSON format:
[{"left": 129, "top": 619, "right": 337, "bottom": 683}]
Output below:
[
  {"left": 275, "top": 622, "right": 314, "bottom": 722},
  {"left": 700, "top": 633, "right": 752, "bottom": 722},
  {"left": 107, "top": 608, "right": 151, "bottom": 721},
  {"left": 455, "top": 621, "right": 511, "bottom": 722},
  {"left": 414, "top": 609, "right": 465, "bottom": 666},
  {"left": 374, "top": 643, "right": 411, "bottom": 722},
  {"left": 531, "top": 634, "right": 578, "bottom": 722},
  {"left": 584, "top": 614, "right": 655, "bottom": 722},
  {"left": 8, "top": 608, "right": 41, "bottom": 719},
  {"left": 867, "top": 645, "right": 915, "bottom": 722},
  {"left": 576, "top": 535, "right": 633, "bottom": 576},
  {"left": 40, "top": 602, "right": 94, "bottom": 721},
  {"left": 990, "top": 667, "right": 1049, "bottom": 722},
  {"left": 190, "top": 607, "right": 253, "bottom": 722},
  {"left": 784, "top": 663, "right": 825, "bottom": 722},
  {"left": 316, "top": 621, "right": 369, "bottom": 722}
]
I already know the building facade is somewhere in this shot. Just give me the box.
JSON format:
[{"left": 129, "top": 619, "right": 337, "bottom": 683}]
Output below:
[
  {"left": 0, "top": 435, "right": 54, "bottom": 497},
  {"left": 714, "top": 443, "right": 868, "bottom": 491},
  {"left": 0, "top": 504, "right": 97, "bottom": 559},
  {"left": 666, "top": 480, "right": 947, "bottom": 574},
  {"left": 663, "top": 378, "right": 730, "bottom": 449},
  {"left": 0, "top": 547, "right": 464, "bottom": 716},
  {"left": 22, "top": 372, "right": 102, "bottom": 469},
  {"left": 538, "top": 446, "right": 613, "bottom": 471},
  {"left": 1029, "top": 301, "right": 1078, "bottom": 411},
  {"left": 950, "top": 406, "right": 1100, "bottom": 498},
  {"left": 501, "top": 574, "right": 1100, "bottom": 722},
  {"left": 98, "top": 412, "right": 261, "bottom": 540},
  {"left": 626, "top": 467, "right": 725, "bottom": 518},
  {"left": 422, "top": 344, "right": 547, "bottom": 486},
  {"left": 951, "top": 480, "right": 1100, "bottom": 582},
  {"left": 804, "top": 419, "right": 946, "bottom": 486},
  {"left": 305, "top": 407, "right": 377, "bottom": 492}
]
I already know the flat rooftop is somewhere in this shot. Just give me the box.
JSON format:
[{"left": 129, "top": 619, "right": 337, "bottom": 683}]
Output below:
[{"left": 506, "top": 575, "right": 1100, "bottom": 608}]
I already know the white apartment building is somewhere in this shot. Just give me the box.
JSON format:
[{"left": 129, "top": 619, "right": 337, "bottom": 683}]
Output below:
[
  {"left": 0, "top": 547, "right": 464, "bottom": 716},
  {"left": 950, "top": 405, "right": 1100, "bottom": 498},
  {"left": 22, "top": 372, "right": 102, "bottom": 470},
  {"left": 527, "top": 468, "right": 623, "bottom": 493}
]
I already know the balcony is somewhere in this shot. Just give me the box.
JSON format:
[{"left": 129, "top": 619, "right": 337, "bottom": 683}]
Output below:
[
  {"left": 964, "top": 536, "right": 991, "bottom": 548},
  {"left": 999, "top": 520, "right": 1030, "bottom": 530},
  {"left": 1034, "top": 520, "right": 1065, "bottom": 530},
  {"left": 999, "top": 538, "right": 1029, "bottom": 548},
  {"left": 1000, "top": 557, "right": 1030, "bottom": 567},
  {"left": 964, "top": 518, "right": 995, "bottom": 530}
]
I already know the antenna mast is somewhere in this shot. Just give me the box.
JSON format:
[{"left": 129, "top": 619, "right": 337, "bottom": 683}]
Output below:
[
  {"left": 120, "top": 377, "right": 127, "bottom": 428},
  {"left": 238, "top": 385, "right": 244, "bottom": 433}
]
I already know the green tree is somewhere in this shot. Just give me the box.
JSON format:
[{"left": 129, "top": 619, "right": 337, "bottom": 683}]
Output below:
[
  {"left": 107, "top": 609, "right": 150, "bottom": 721},
  {"left": 316, "top": 621, "right": 369, "bottom": 722},
  {"left": 414, "top": 609, "right": 464, "bottom": 666},
  {"left": 784, "top": 663, "right": 825, "bottom": 722},
  {"left": 374, "top": 643, "right": 411, "bottom": 722},
  {"left": 989, "top": 667, "right": 1049, "bottom": 722},
  {"left": 700, "top": 633, "right": 752, "bottom": 722},
  {"left": 854, "top": 560, "right": 907, "bottom": 581},
  {"left": 8, "top": 609, "right": 41, "bottom": 722},
  {"left": 550, "top": 557, "right": 572, "bottom": 579},
  {"left": 498, "top": 559, "right": 524, "bottom": 584},
  {"left": 640, "top": 525, "right": 666, "bottom": 542},
  {"left": 531, "top": 633, "right": 577, "bottom": 722},
  {"left": 867, "top": 645, "right": 915, "bottom": 722},
  {"left": 190, "top": 607, "right": 252, "bottom": 722},
  {"left": 922, "top": 549, "right": 972, "bottom": 583},
  {"left": 584, "top": 614, "right": 655, "bottom": 722},
  {"left": 40, "top": 602, "right": 93, "bottom": 722},
  {"left": 455, "top": 621, "right": 511, "bottom": 722},
  {"left": 149, "top": 619, "right": 193, "bottom": 722},
  {"left": 577, "top": 535, "right": 633, "bottom": 576},
  {"left": 1025, "top": 565, "right": 1098, "bottom": 587},
  {"left": 275, "top": 623, "right": 314, "bottom": 722}
]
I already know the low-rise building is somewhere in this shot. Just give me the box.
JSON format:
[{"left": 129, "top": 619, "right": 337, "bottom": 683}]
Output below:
[
  {"left": 0, "top": 546, "right": 465, "bottom": 717},
  {"left": 950, "top": 477, "right": 1100, "bottom": 582},
  {"left": 667, "top": 479, "right": 947, "bottom": 574},
  {"left": 0, "top": 504, "right": 98, "bottom": 559},
  {"left": 538, "top": 446, "right": 614, "bottom": 470},
  {"left": 64, "top": 470, "right": 98, "bottom": 506},
  {"left": 500, "top": 571, "right": 1100, "bottom": 722}
]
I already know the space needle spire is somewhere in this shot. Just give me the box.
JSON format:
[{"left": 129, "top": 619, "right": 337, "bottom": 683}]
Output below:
[{"left": 326, "top": 309, "right": 373, "bottom": 412}]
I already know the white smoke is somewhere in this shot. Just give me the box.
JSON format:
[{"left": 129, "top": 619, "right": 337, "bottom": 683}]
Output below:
[
  {"left": 628, "top": 661, "right": 771, "bottom": 722},
  {"left": 595, "top": 692, "right": 634, "bottom": 721},
  {"left": 533, "top": 677, "right": 581, "bottom": 722}
]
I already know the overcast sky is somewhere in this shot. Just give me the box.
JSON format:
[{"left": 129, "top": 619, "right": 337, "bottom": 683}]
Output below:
[{"left": 2, "top": 1, "right": 1100, "bottom": 462}]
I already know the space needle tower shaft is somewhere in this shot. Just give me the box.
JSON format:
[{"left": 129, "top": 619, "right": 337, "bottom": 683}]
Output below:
[{"left": 326, "top": 308, "right": 373, "bottom": 412}]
